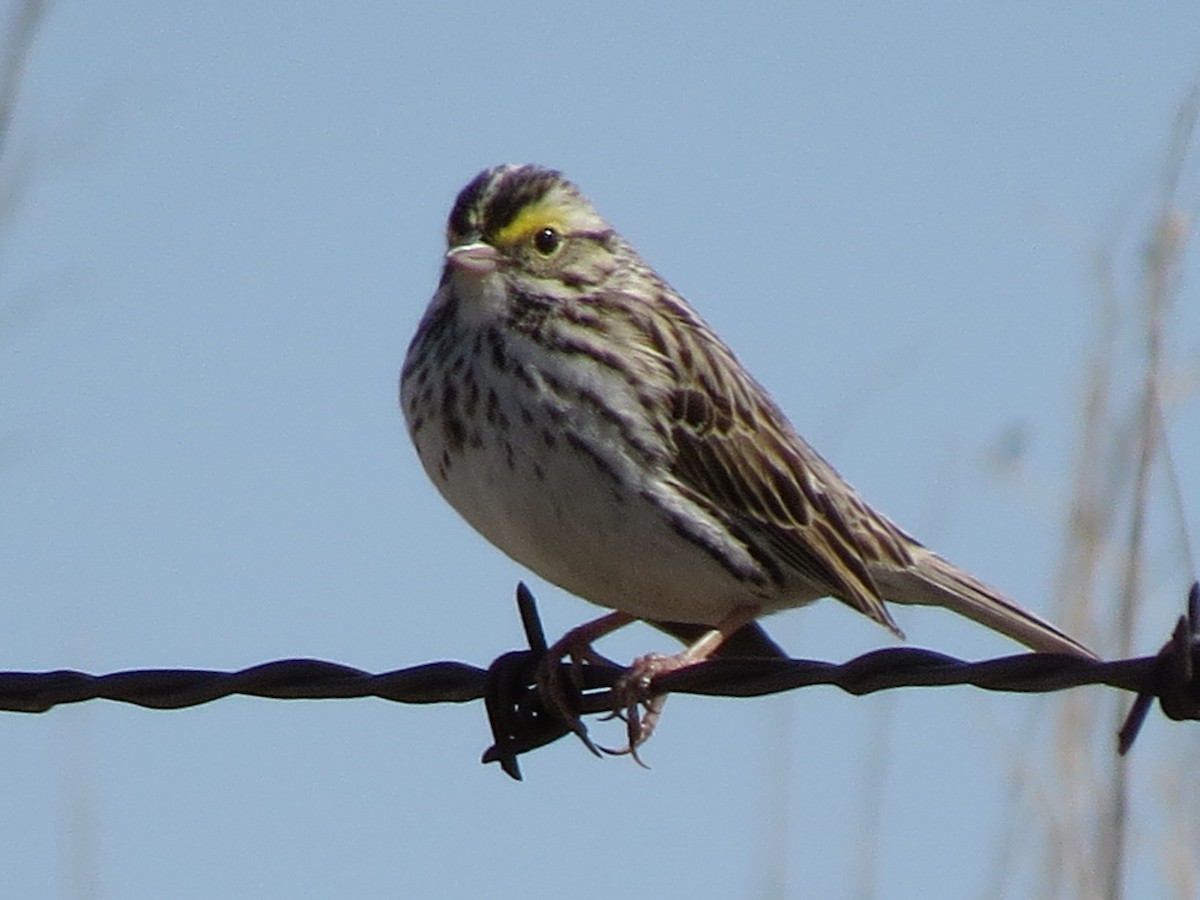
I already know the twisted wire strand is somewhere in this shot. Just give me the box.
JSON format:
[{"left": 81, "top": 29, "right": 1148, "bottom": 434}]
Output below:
[
  {"left": 0, "top": 659, "right": 488, "bottom": 713},
  {"left": 1, "top": 583, "right": 1195, "bottom": 779}
]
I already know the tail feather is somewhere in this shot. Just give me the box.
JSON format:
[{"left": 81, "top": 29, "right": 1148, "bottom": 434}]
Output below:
[{"left": 873, "top": 548, "right": 1097, "bottom": 659}]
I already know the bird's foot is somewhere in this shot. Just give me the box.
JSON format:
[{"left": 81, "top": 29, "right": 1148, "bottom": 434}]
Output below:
[
  {"left": 534, "top": 641, "right": 615, "bottom": 756},
  {"left": 535, "top": 607, "right": 757, "bottom": 762},
  {"left": 603, "top": 651, "right": 695, "bottom": 764},
  {"left": 534, "top": 612, "right": 634, "bottom": 756}
]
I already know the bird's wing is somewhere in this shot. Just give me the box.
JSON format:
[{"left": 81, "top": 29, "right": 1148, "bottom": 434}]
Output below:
[
  {"left": 623, "top": 292, "right": 1094, "bottom": 658},
  {"left": 657, "top": 317, "right": 913, "bottom": 636}
]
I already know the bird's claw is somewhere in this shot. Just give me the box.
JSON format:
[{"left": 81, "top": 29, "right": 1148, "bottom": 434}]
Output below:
[
  {"left": 535, "top": 641, "right": 619, "bottom": 757},
  {"left": 598, "top": 652, "right": 685, "bottom": 764},
  {"left": 535, "top": 642, "right": 691, "bottom": 763}
]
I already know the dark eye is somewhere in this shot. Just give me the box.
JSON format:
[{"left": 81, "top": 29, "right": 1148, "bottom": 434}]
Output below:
[{"left": 533, "top": 226, "right": 561, "bottom": 256}]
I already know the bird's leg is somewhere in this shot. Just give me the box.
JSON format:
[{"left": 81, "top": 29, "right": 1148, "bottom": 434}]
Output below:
[
  {"left": 611, "top": 604, "right": 762, "bottom": 759},
  {"left": 536, "top": 611, "right": 636, "bottom": 752}
]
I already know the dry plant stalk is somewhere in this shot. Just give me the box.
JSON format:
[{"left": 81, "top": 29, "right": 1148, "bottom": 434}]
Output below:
[{"left": 1036, "top": 86, "right": 1198, "bottom": 900}]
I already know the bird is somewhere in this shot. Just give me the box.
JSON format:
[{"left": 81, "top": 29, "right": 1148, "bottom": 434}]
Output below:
[{"left": 400, "top": 163, "right": 1095, "bottom": 751}]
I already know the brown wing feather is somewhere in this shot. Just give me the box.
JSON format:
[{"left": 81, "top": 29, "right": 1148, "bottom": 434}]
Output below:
[
  {"left": 655, "top": 307, "right": 910, "bottom": 635},
  {"left": 616, "top": 287, "right": 1093, "bottom": 657}
]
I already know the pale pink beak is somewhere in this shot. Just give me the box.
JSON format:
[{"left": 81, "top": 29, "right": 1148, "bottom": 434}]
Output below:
[{"left": 446, "top": 241, "right": 500, "bottom": 275}]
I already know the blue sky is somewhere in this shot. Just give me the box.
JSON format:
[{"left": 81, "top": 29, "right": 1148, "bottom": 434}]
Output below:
[{"left": 3, "top": 4, "right": 1199, "bottom": 898}]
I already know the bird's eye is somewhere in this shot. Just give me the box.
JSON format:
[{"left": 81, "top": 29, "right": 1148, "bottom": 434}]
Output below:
[{"left": 533, "top": 226, "right": 562, "bottom": 256}]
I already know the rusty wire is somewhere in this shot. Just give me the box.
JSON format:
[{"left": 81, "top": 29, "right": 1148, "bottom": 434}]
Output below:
[{"left": 2, "top": 582, "right": 1197, "bottom": 780}]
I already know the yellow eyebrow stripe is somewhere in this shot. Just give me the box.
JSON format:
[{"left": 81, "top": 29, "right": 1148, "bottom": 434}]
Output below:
[{"left": 494, "top": 200, "right": 568, "bottom": 247}]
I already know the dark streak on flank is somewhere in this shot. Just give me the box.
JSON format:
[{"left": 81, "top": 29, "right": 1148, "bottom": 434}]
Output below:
[
  {"left": 565, "top": 432, "right": 619, "bottom": 480},
  {"left": 538, "top": 369, "right": 659, "bottom": 464},
  {"left": 463, "top": 373, "right": 480, "bottom": 418},
  {"left": 512, "top": 364, "right": 538, "bottom": 393},
  {"left": 640, "top": 486, "right": 771, "bottom": 589},
  {"left": 443, "top": 416, "right": 465, "bottom": 453},
  {"left": 485, "top": 388, "right": 500, "bottom": 426}
]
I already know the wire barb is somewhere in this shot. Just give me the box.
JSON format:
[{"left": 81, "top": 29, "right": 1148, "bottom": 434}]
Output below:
[
  {"left": 1, "top": 583, "right": 1196, "bottom": 778},
  {"left": 1116, "top": 581, "right": 1200, "bottom": 753}
]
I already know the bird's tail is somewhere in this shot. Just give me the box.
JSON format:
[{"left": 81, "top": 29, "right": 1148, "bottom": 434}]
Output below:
[{"left": 874, "top": 547, "right": 1097, "bottom": 659}]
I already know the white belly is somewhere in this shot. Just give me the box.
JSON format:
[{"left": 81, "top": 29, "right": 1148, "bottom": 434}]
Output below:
[{"left": 405, "top": 350, "right": 776, "bottom": 626}]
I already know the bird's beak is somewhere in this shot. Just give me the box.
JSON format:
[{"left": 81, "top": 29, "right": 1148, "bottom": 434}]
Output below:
[{"left": 446, "top": 241, "right": 500, "bottom": 276}]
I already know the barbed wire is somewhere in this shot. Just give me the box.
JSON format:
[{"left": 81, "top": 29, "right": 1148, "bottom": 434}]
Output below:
[{"left": 2, "top": 582, "right": 1196, "bottom": 779}]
